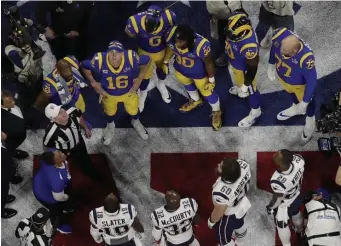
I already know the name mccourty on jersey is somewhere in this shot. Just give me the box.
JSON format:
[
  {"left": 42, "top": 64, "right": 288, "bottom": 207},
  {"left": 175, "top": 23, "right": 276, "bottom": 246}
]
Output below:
[{"left": 161, "top": 210, "right": 192, "bottom": 226}]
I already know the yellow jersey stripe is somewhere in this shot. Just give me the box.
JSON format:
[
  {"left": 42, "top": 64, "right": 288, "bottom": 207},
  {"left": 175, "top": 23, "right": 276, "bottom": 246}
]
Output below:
[
  {"left": 196, "top": 38, "right": 208, "bottom": 57},
  {"left": 166, "top": 26, "right": 177, "bottom": 42},
  {"left": 165, "top": 10, "right": 173, "bottom": 26},
  {"left": 128, "top": 50, "right": 134, "bottom": 67},
  {"left": 240, "top": 43, "right": 258, "bottom": 53},
  {"left": 97, "top": 53, "right": 103, "bottom": 70},
  {"left": 272, "top": 28, "right": 287, "bottom": 40},
  {"left": 129, "top": 16, "right": 139, "bottom": 34},
  {"left": 300, "top": 52, "right": 314, "bottom": 68},
  {"left": 228, "top": 14, "right": 247, "bottom": 29},
  {"left": 44, "top": 76, "right": 58, "bottom": 88},
  {"left": 63, "top": 57, "right": 79, "bottom": 70}
]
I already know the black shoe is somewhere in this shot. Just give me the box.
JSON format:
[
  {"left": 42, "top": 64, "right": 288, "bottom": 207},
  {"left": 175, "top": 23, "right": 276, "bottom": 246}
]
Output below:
[
  {"left": 14, "top": 149, "right": 29, "bottom": 159},
  {"left": 1, "top": 208, "right": 17, "bottom": 219},
  {"left": 5, "top": 195, "right": 16, "bottom": 204},
  {"left": 10, "top": 174, "right": 23, "bottom": 184}
]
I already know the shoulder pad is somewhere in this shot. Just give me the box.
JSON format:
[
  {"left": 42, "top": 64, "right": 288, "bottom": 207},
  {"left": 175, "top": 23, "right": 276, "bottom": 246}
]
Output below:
[
  {"left": 166, "top": 26, "right": 178, "bottom": 43},
  {"left": 272, "top": 27, "right": 288, "bottom": 41},
  {"left": 164, "top": 9, "right": 176, "bottom": 26},
  {"left": 196, "top": 36, "right": 211, "bottom": 58},
  {"left": 240, "top": 42, "right": 258, "bottom": 59},
  {"left": 63, "top": 56, "right": 79, "bottom": 70},
  {"left": 270, "top": 180, "right": 286, "bottom": 193},
  {"left": 300, "top": 51, "right": 315, "bottom": 69},
  {"left": 127, "top": 15, "right": 139, "bottom": 34}
]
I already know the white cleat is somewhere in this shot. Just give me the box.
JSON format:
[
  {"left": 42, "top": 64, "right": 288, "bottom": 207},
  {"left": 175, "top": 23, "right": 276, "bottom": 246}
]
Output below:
[
  {"left": 131, "top": 119, "right": 149, "bottom": 140},
  {"left": 102, "top": 122, "right": 115, "bottom": 146},
  {"left": 156, "top": 80, "right": 171, "bottom": 104},
  {"left": 238, "top": 108, "right": 261, "bottom": 127},
  {"left": 139, "top": 90, "right": 148, "bottom": 113},
  {"left": 301, "top": 116, "right": 316, "bottom": 145},
  {"left": 277, "top": 104, "right": 300, "bottom": 121},
  {"left": 229, "top": 86, "right": 240, "bottom": 96}
]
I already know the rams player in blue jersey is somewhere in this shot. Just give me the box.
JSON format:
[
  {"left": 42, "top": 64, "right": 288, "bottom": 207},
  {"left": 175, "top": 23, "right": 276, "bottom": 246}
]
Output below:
[
  {"left": 162, "top": 24, "right": 222, "bottom": 131},
  {"left": 125, "top": 5, "right": 175, "bottom": 112},
  {"left": 225, "top": 12, "right": 262, "bottom": 127},
  {"left": 34, "top": 56, "right": 86, "bottom": 113},
  {"left": 267, "top": 28, "right": 317, "bottom": 144},
  {"left": 81, "top": 41, "right": 152, "bottom": 145}
]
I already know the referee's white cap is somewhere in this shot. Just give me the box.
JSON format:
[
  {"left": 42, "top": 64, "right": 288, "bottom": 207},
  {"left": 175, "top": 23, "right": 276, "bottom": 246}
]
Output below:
[{"left": 45, "top": 103, "right": 62, "bottom": 120}]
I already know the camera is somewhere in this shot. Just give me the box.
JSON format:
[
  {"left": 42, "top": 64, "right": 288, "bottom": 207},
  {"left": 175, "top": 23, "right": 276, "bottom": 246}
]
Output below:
[
  {"left": 317, "top": 92, "right": 341, "bottom": 134},
  {"left": 3, "top": 4, "right": 46, "bottom": 60}
]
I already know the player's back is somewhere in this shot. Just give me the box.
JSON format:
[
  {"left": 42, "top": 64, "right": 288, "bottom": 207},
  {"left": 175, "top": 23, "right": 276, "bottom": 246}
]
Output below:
[
  {"left": 225, "top": 28, "right": 259, "bottom": 71},
  {"left": 270, "top": 154, "right": 305, "bottom": 206},
  {"left": 91, "top": 50, "right": 139, "bottom": 96},
  {"left": 91, "top": 204, "right": 135, "bottom": 244},
  {"left": 127, "top": 9, "right": 175, "bottom": 53},
  {"left": 212, "top": 160, "right": 251, "bottom": 216},
  {"left": 151, "top": 198, "right": 198, "bottom": 244},
  {"left": 166, "top": 27, "right": 211, "bottom": 79},
  {"left": 271, "top": 28, "right": 315, "bottom": 85}
]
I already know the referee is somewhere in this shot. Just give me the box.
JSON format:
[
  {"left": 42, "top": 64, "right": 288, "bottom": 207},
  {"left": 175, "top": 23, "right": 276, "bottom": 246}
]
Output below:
[{"left": 43, "top": 103, "right": 98, "bottom": 180}]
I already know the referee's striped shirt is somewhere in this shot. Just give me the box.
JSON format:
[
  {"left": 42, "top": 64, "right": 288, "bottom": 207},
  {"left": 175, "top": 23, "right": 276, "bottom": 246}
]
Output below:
[{"left": 43, "top": 107, "right": 82, "bottom": 151}]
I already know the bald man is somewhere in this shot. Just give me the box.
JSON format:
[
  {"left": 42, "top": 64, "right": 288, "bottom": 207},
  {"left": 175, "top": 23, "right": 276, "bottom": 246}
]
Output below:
[
  {"left": 266, "top": 150, "right": 305, "bottom": 246},
  {"left": 151, "top": 190, "right": 200, "bottom": 246},
  {"left": 267, "top": 28, "right": 317, "bottom": 144},
  {"left": 34, "top": 56, "right": 86, "bottom": 113},
  {"left": 89, "top": 193, "right": 144, "bottom": 246}
]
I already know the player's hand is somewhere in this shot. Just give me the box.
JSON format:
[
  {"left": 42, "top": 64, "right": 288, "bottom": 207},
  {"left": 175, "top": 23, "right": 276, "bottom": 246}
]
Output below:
[
  {"left": 129, "top": 78, "right": 143, "bottom": 95},
  {"left": 93, "top": 82, "right": 109, "bottom": 98},
  {"left": 267, "top": 64, "right": 276, "bottom": 81},
  {"left": 266, "top": 205, "right": 273, "bottom": 215},
  {"left": 296, "top": 101, "right": 309, "bottom": 115},
  {"left": 45, "top": 27, "right": 56, "bottom": 40},
  {"left": 84, "top": 127, "right": 92, "bottom": 139},
  {"left": 204, "top": 82, "right": 215, "bottom": 91},
  {"left": 238, "top": 84, "right": 250, "bottom": 98},
  {"left": 161, "top": 61, "right": 169, "bottom": 75},
  {"left": 66, "top": 31, "right": 80, "bottom": 39},
  {"left": 207, "top": 218, "right": 215, "bottom": 229}
]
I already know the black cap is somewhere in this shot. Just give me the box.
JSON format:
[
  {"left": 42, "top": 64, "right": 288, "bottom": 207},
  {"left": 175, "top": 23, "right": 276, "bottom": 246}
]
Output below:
[{"left": 32, "top": 207, "right": 49, "bottom": 224}]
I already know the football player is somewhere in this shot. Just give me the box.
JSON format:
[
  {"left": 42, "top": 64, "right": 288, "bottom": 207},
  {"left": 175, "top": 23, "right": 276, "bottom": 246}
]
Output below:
[
  {"left": 266, "top": 150, "right": 305, "bottom": 246},
  {"left": 125, "top": 5, "right": 175, "bottom": 112},
  {"left": 224, "top": 12, "right": 262, "bottom": 127},
  {"left": 208, "top": 158, "right": 251, "bottom": 246},
  {"left": 81, "top": 41, "right": 151, "bottom": 145},
  {"left": 267, "top": 28, "right": 317, "bottom": 144},
  {"left": 162, "top": 24, "right": 222, "bottom": 131},
  {"left": 34, "top": 56, "right": 86, "bottom": 112},
  {"left": 303, "top": 188, "right": 341, "bottom": 246},
  {"left": 151, "top": 190, "right": 200, "bottom": 246},
  {"left": 89, "top": 193, "right": 145, "bottom": 246}
]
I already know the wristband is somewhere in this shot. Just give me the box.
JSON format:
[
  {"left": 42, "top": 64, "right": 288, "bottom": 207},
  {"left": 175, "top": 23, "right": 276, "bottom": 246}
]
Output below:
[
  {"left": 208, "top": 77, "right": 215, "bottom": 83},
  {"left": 208, "top": 218, "right": 216, "bottom": 228}
]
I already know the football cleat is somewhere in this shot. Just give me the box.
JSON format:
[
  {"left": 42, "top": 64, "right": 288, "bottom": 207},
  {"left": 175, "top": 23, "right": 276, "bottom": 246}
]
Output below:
[
  {"left": 300, "top": 116, "right": 316, "bottom": 145},
  {"left": 156, "top": 80, "right": 171, "bottom": 104},
  {"left": 131, "top": 119, "right": 149, "bottom": 140},
  {"left": 238, "top": 108, "right": 261, "bottom": 127},
  {"left": 139, "top": 90, "right": 148, "bottom": 113},
  {"left": 229, "top": 85, "right": 240, "bottom": 96},
  {"left": 277, "top": 104, "right": 299, "bottom": 121},
  {"left": 211, "top": 110, "right": 222, "bottom": 131},
  {"left": 102, "top": 122, "right": 115, "bottom": 146},
  {"left": 179, "top": 98, "right": 203, "bottom": 113}
]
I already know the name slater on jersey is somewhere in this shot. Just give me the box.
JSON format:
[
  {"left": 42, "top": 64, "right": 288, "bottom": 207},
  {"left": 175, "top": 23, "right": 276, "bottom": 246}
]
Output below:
[
  {"left": 234, "top": 172, "right": 250, "bottom": 197},
  {"left": 102, "top": 219, "right": 126, "bottom": 227},
  {"left": 292, "top": 169, "right": 303, "bottom": 185},
  {"left": 161, "top": 210, "right": 191, "bottom": 226}
]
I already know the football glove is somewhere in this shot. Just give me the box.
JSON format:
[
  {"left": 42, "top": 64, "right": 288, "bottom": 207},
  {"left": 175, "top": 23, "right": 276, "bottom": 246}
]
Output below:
[
  {"left": 267, "top": 64, "right": 276, "bottom": 81},
  {"left": 161, "top": 61, "right": 170, "bottom": 75}
]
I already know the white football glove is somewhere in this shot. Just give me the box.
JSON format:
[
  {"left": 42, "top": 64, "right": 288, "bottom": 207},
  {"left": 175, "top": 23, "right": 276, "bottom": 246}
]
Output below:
[
  {"left": 238, "top": 84, "right": 250, "bottom": 98},
  {"left": 208, "top": 218, "right": 215, "bottom": 229},
  {"left": 296, "top": 101, "right": 309, "bottom": 115},
  {"left": 267, "top": 64, "right": 276, "bottom": 81}
]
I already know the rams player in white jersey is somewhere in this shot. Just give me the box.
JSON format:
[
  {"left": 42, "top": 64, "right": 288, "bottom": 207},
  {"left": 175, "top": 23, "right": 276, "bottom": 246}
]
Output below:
[
  {"left": 208, "top": 158, "right": 251, "bottom": 246},
  {"left": 303, "top": 188, "right": 341, "bottom": 246},
  {"left": 151, "top": 190, "right": 200, "bottom": 246},
  {"left": 89, "top": 193, "right": 145, "bottom": 246},
  {"left": 266, "top": 150, "right": 305, "bottom": 246}
]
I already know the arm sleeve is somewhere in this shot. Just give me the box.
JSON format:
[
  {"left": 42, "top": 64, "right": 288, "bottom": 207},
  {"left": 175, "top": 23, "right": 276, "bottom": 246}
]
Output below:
[
  {"left": 301, "top": 54, "right": 317, "bottom": 103},
  {"left": 270, "top": 181, "right": 286, "bottom": 194},
  {"left": 164, "top": 9, "right": 176, "bottom": 26},
  {"left": 151, "top": 212, "right": 162, "bottom": 241},
  {"left": 189, "top": 198, "right": 199, "bottom": 213},
  {"left": 42, "top": 79, "right": 56, "bottom": 96},
  {"left": 126, "top": 16, "right": 139, "bottom": 35},
  {"left": 196, "top": 39, "right": 211, "bottom": 59},
  {"left": 89, "top": 210, "right": 103, "bottom": 243},
  {"left": 137, "top": 54, "right": 150, "bottom": 66},
  {"left": 81, "top": 53, "right": 101, "bottom": 73},
  {"left": 212, "top": 191, "right": 232, "bottom": 206}
]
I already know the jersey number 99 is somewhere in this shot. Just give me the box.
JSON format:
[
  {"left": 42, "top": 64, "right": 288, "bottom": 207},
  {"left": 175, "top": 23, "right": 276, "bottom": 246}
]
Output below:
[
  {"left": 106, "top": 76, "right": 129, "bottom": 90},
  {"left": 176, "top": 56, "right": 195, "bottom": 68},
  {"left": 149, "top": 36, "right": 162, "bottom": 47}
]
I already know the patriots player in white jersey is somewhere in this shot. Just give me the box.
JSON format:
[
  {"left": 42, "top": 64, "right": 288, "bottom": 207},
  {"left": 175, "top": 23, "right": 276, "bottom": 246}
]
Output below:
[
  {"left": 89, "top": 193, "right": 145, "bottom": 246},
  {"left": 208, "top": 158, "right": 251, "bottom": 246},
  {"left": 151, "top": 190, "right": 200, "bottom": 246},
  {"left": 266, "top": 150, "right": 305, "bottom": 246},
  {"left": 303, "top": 188, "right": 341, "bottom": 246}
]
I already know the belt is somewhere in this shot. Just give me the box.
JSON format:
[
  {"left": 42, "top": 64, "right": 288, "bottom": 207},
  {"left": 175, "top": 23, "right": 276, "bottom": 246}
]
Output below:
[{"left": 307, "top": 231, "right": 340, "bottom": 240}]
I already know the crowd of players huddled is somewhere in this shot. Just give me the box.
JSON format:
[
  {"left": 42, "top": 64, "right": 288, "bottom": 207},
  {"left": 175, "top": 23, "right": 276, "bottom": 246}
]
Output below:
[{"left": 1, "top": 1, "right": 341, "bottom": 246}]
